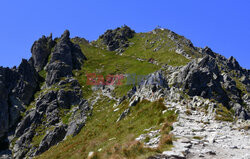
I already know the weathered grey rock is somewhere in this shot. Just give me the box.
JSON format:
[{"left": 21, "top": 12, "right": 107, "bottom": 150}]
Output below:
[
  {"left": 232, "top": 103, "right": 249, "bottom": 119},
  {"left": 139, "top": 71, "right": 167, "bottom": 88},
  {"left": 35, "top": 124, "right": 67, "bottom": 155},
  {"left": 162, "top": 151, "right": 186, "bottom": 159},
  {"left": 99, "top": 25, "right": 135, "bottom": 52},
  {"left": 15, "top": 110, "right": 40, "bottom": 138},
  {"left": 129, "top": 96, "right": 140, "bottom": 106},
  {"left": 45, "top": 30, "right": 86, "bottom": 86},
  {"left": 128, "top": 71, "right": 168, "bottom": 102},
  {"left": 46, "top": 103, "right": 60, "bottom": 126},
  {"left": 66, "top": 100, "right": 90, "bottom": 137},
  {"left": 201, "top": 148, "right": 216, "bottom": 155},
  {"left": 0, "top": 59, "right": 38, "bottom": 152},
  {"left": 243, "top": 94, "right": 250, "bottom": 113},
  {"left": 36, "top": 90, "right": 57, "bottom": 112},
  {"left": 45, "top": 61, "right": 73, "bottom": 86},
  {"left": 31, "top": 34, "right": 55, "bottom": 72},
  {"left": 12, "top": 59, "right": 39, "bottom": 105},
  {"left": 0, "top": 79, "right": 9, "bottom": 146},
  {"left": 202, "top": 46, "right": 216, "bottom": 58},
  {"left": 227, "top": 56, "right": 241, "bottom": 71},
  {"left": 117, "top": 108, "right": 130, "bottom": 122},
  {"left": 127, "top": 86, "right": 137, "bottom": 98},
  {"left": 148, "top": 154, "right": 186, "bottom": 159},
  {"left": 13, "top": 128, "right": 35, "bottom": 159},
  {"left": 136, "top": 130, "right": 160, "bottom": 148},
  {"left": 176, "top": 56, "right": 230, "bottom": 106},
  {"left": 57, "top": 89, "right": 81, "bottom": 109},
  {"left": 12, "top": 76, "right": 91, "bottom": 158}
]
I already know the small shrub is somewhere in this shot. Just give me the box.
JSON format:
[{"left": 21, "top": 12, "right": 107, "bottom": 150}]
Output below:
[
  {"left": 191, "top": 106, "right": 196, "bottom": 111},
  {"left": 193, "top": 136, "right": 203, "bottom": 140},
  {"left": 158, "top": 134, "right": 173, "bottom": 149},
  {"left": 144, "top": 136, "right": 150, "bottom": 143},
  {"left": 122, "top": 141, "right": 145, "bottom": 158},
  {"left": 38, "top": 70, "right": 46, "bottom": 79},
  {"left": 161, "top": 121, "right": 173, "bottom": 134},
  {"left": 215, "top": 103, "right": 234, "bottom": 122},
  {"left": 157, "top": 117, "right": 165, "bottom": 125},
  {"left": 243, "top": 125, "right": 250, "bottom": 131},
  {"left": 185, "top": 109, "right": 192, "bottom": 115},
  {"left": 155, "top": 98, "right": 166, "bottom": 111},
  {"left": 238, "top": 125, "right": 250, "bottom": 131}
]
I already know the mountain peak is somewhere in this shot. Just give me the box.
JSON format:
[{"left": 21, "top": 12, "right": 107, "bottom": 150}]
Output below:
[
  {"left": 60, "top": 29, "right": 70, "bottom": 41},
  {"left": 98, "top": 25, "right": 135, "bottom": 52}
]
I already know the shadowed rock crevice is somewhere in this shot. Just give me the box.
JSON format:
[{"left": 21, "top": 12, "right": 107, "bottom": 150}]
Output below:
[{"left": 0, "top": 58, "right": 39, "bottom": 152}]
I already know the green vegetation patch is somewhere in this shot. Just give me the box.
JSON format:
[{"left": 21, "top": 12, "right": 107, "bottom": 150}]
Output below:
[
  {"left": 73, "top": 41, "right": 160, "bottom": 99},
  {"left": 215, "top": 103, "right": 235, "bottom": 122},
  {"left": 123, "top": 30, "right": 191, "bottom": 66},
  {"left": 32, "top": 124, "right": 47, "bottom": 148},
  {"left": 35, "top": 97, "right": 176, "bottom": 159},
  {"left": 38, "top": 70, "right": 47, "bottom": 79}
]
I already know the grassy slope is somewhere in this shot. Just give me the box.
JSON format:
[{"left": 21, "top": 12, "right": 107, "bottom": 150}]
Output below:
[
  {"left": 124, "top": 31, "right": 190, "bottom": 66},
  {"left": 34, "top": 31, "right": 194, "bottom": 158},
  {"left": 28, "top": 29, "right": 241, "bottom": 158},
  {"left": 36, "top": 98, "right": 176, "bottom": 159},
  {"left": 73, "top": 39, "right": 161, "bottom": 99},
  {"left": 73, "top": 29, "right": 193, "bottom": 98}
]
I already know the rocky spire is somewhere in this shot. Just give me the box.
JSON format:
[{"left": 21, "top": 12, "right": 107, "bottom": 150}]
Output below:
[
  {"left": 60, "top": 29, "right": 70, "bottom": 42},
  {"left": 202, "top": 46, "right": 216, "bottom": 58},
  {"left": 227, "top": 56, "right": 241, "bottom": 70},
  {"left": 45, "top": 30, "right": 87, "bottom": 86},
  {"left": 31, "top": 33, "right": 55, "bottom": 72}
]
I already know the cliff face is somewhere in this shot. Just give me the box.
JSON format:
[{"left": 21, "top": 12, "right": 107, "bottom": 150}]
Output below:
[
  {"left": 0, "top": 59, "right": 38, "bottom": 150},
  {"left": 0, "top": 30, "right": 90, "bottom": 158},
  {"left": 0, "top": 26, "right": 249, "bottom": 159}
]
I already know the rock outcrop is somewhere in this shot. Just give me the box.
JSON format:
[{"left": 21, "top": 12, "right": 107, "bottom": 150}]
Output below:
[
  {"left": 10, "top": 30, "right": 90, "bottom": 158},
  {"left": 169, "top": 54, "right": 249, "bottom": 119},
  {"left": 0, "top": 67, "right": 12, "bottom": 150},
  {"left": 31, "top": 34, "right": 55, "bottom": 72},
  {"left": 0, "top": 30, "right": 90, "bottom": 159},
  {"left": 13, "top": 83, "right": 90, "bottom": 158},
  {"left": 176, "top": 55, "right": 229, "bottom": 105},
  {"left": 99, "top": 25, "right": 135, "bottom": 52},
  {"left": 0, "top": 59, "right": 38, "bottom": 152},
  {"left": 45, "top": 30, "right": 87, "bottom": 86},
  {"left": 13, "top": 59, "right": 39, "bottom": 105}
]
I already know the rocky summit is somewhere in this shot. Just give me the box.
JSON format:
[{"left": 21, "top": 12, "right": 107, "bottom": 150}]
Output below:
[{"left": 0, "top": 26, "right": 249, "bottom": 159}]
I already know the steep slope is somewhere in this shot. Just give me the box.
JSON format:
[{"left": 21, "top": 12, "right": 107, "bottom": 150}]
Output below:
[
  {"left": 0, "top": 59, "right": 39, "bottom": 150},
  {"left": 0, "top": 26, "right": 249, "bottom": 159}
]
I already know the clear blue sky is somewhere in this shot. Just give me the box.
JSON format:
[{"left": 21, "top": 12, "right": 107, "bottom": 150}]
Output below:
[{"left": 0, "top": 0, "right": 249, "bottom": 69}]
